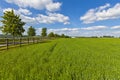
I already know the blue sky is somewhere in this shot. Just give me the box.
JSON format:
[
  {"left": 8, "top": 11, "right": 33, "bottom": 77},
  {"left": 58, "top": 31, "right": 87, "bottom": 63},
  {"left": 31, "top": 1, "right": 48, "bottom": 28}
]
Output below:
[{"left": 0, "top": 0, "right": 120, "bottom": 37}]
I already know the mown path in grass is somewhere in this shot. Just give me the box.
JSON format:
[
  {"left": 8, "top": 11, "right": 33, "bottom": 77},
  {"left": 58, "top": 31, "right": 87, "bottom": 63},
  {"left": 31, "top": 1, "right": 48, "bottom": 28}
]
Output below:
[{"left": 0, "top": 38, "right": 120, "bottom": 80}]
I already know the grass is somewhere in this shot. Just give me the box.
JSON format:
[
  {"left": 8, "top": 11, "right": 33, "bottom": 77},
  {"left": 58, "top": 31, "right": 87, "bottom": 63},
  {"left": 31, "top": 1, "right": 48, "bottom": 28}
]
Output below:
[{"left": 0, "top": 38, "right": 120, "bottom": 80}]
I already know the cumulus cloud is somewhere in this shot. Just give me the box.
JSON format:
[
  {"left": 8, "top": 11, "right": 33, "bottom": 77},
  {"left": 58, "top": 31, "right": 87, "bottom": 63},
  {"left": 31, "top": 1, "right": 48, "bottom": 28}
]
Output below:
[
  {"left": 3, "top": 8, "right": 70, "bottom": 24},
  {"left": 35, "top": 28, "right": 80, "bottom": 36},
  {"left": 36, "top": 13, "right": 70, "bottom": 24},
  {"left": 48, "top": 28, "right": 80, "bottom": 32},
  {"left": 98, "top": 3, "right": 110, "bottom": 11},
  {"left": 43, "top": 26, "right": 107, "bottom": 35},
  {"left": 111, "top": 25, "right": 120, "bottom": 29},
  {"left": 3, "top": 8, "right": 36, "bottom": 23},
  {"left": 18, "top": 8, "right": 32, "bottom": 15},
  {"left": 3, "top": 8, "right": 32, "bottom": 16},
  {"left": 20, "top": 15, "right": 36, "bottom": 23},
  {"left": 46, "top": 2, "right": 62, "bottom": 12},
  {"left": 81, "top": 26, "right": 108, "bottom": 30},
  {"left": 5, "top": 0, "right": 61, "bottom": 12},
  {"left": 80, "top": 3, "right": 120, "bottom": 24},
  {"left": 3, "top": 8, "right": 13, "bottom": 12},
  {"left": 112, "top": 31, "right": 120, "bottom": 34}
]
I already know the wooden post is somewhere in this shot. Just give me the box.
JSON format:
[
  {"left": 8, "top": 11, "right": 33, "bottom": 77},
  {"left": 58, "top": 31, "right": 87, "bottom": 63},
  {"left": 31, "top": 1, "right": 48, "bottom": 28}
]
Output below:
[
  {"left": 6, "top": 38, "right": 8, "bottom": 50},
  {"left": 37, "top": 38, "right": 38, "bottom": 43},
  {"left": 19, "top": 37, "right": 21, "bottom": 47},
  {"left": 13, "top": 37, "right": 15, "bottom": 45},
  {"left": 38, "top": 38, "right": 40, "bottom": 42},
  {"left": 33, "top": 38, "right": 34, "bottom": 44},
  {"left": 41, "top": 37, "right": 42, "bottom": 41},
  {"left": 28, "top": 37, "right": 29, "bottom": 44}
]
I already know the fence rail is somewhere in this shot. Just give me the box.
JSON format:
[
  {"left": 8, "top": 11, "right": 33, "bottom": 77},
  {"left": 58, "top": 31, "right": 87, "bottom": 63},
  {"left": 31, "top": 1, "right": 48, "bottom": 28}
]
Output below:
[{"left": 0, "top": 37, "right": 50, "bottom": 51}]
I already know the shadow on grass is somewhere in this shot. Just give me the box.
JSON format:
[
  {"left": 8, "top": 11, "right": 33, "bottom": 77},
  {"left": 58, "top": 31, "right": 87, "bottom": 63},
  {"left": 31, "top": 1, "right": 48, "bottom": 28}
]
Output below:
[{"left": 39, "top": 40, "right": 52, "bottom": 43}]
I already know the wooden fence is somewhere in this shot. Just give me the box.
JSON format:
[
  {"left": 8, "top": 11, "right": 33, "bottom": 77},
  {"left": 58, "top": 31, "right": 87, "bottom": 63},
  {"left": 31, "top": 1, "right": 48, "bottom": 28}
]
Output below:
[{"left": 0, "top": 37, "right": 50, "bottom": 51}]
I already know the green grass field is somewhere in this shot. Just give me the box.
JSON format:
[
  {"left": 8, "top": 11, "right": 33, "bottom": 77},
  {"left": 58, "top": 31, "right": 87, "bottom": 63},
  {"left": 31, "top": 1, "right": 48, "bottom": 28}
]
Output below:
[{"left": 0, "top": 38, "right": 120, "bottom": 80}]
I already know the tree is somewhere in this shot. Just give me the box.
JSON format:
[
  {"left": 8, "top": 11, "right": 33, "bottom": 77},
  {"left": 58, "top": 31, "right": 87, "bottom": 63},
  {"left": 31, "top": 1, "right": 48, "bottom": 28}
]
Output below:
[
  {"left": 61, "top": 34, "right": 65, "bottom": 38},
  {"left": 41, "top": 28, "right": 47, "bottom": 37},
  {"left": 0, "top": 10, "right": 25, "bottom": 37},
  {"left": 54, "top": 33, "right": 60, "bottom": 37},
  {"left": 27, "top": 26, "right": 36, "bottom": 36},
  {"left": 48, "top": 32, "right": 54, "bottom": 37}
]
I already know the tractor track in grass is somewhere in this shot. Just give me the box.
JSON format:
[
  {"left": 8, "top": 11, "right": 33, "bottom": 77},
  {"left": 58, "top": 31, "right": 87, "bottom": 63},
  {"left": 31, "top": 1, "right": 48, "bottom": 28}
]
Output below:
[{"left": 49, "top": 43, "right": 57, "bottom": 52}]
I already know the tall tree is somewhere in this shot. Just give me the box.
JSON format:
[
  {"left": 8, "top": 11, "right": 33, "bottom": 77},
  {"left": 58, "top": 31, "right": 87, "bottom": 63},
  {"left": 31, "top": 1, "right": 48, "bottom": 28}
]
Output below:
[
  {"left": 48, "top": 32, "right": 55, "bottom": 37},
  {"left": 41, "top": 28, "right": 47, "bottom": 37},
  {"left": 27, "top": 26, "right": 36, "bottom": 36},
  {"left": 0, "top": 10, "right": 25, "bottom": 37}
]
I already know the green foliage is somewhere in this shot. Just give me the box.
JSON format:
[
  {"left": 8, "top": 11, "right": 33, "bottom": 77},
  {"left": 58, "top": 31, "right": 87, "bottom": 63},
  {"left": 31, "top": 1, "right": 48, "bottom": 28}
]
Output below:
[
  {"left": 48, "top": 32, "right": 70, "bottom": 38},
  {"left": 0, "top": 10, "right": 25, "bottom": 36},
  {"left": 27, "top": 26, "right": 36, "bottom": 36},
  {"left": 41, "top": 28, "right": 47, "bottom": 37},
  {"left": 48, "top": 32, "right": 55, "bottom": 37},
  {"left": 0, "top": 38, "right": 120, "bottom": 79},
  {"left": 61, "top": 34, "right": 71, "bottom": 38},
  {"left": 54, "top": 33, "right": 60, "bottom": 37},
  {"left": 61, "top": 34, "right": 65, "bottom": 38}
]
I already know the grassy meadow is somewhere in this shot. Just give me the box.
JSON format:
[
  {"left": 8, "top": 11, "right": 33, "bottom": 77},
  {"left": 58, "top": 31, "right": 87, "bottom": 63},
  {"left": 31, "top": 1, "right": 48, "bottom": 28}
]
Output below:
[{"left": 0, "top": 38, "right": 120, "bottom": 80}]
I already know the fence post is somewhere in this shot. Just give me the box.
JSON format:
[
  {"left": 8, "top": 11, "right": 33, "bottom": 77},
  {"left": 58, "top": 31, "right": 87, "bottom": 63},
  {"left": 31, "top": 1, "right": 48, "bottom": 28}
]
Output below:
[
  {"left": 38, "top": 37, "right": 40, "bottom": 42},
  {"left": 41, "top": 37, "right": 42, "bottom": 41},
  {"left": 28, "top": 37, "right": 29, "bottom": 44},
  {"left": 13, "top": 37, "right": 15, "bottom": 45},
  {"left": 19, "top": 37, "right": 21, "bottom": 47},
  {"left": 37, "top": 38, "right": 38, "bottom": 43},
  {"left": 33, "top": 37, "right": 34, "bottom": 44},
  {"left": 6, "top": 38, "right": 8, "bottom": 50}
]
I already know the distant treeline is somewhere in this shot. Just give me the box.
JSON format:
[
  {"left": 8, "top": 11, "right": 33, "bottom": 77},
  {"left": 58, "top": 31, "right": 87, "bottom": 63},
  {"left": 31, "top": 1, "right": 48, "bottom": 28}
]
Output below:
[{"left": 75, "top": 36, "right": 118, "bottom": 38}]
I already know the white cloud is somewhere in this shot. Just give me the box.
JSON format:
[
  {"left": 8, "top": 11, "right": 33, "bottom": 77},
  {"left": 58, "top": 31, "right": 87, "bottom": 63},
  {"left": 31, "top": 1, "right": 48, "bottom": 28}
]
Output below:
[
  {"left": 36, "top": 12, "right": 70, "bottom": 25},
  {"left": 3, "top": 8, "right": 13, "bottom": 12},
  {"left": 3, "top": 8, "right": 70, "bottom": 24},
  {"left": 98, "top": 3, "right": 110, "bottom": 11},
  {"left": 46, "top": 2, "right": 62, "bottom": 12},
  {"left": 41, "top": 26, "right": 107, "bottom": 36},
  {"left": 112, "top": 31, "right": 120, "bottom": 34},
  {"left": 18, "top": 8, "right": 32, "bottom": 15},
  {"left": 80, "top": 3, "right": 120, "bottom": 24},
  {"left": 111, "top": 25, "right": 120, "bottom": 29},
  {"left": 23, "top": 25, "right": 30, "bottom": 35},
  {"left": 36, "top": 26, "right": 109, "bottom": 36},
  {"left": 5, "top": 0, "right": 61, "bottom": 12},
  {"left": 22, "top": 26, "right": 120, "bottom": 37},
  {"left": 81, "top": 26, "right": 108, "bottom": 30},
  {"left": 35, "top": 28, "right": 42, "bottom": 35},
  {"left": 3, "top": 8, "right": 32, "bottom": 16},
  {"left": 20, "top": 15, "right": 36, "bottom": 23},
  {"left": 3, "top": 8, "right": 35, "bottom": 23},
  {"left": 48, "top": 28, "right": 80, "bottom": 32},
  {"left": 35, "top": 28, "right": 80, "bottom": 36}
]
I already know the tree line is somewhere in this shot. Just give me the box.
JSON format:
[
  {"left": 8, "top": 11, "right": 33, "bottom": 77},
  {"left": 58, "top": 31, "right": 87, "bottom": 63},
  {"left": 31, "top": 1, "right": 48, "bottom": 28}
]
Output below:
[
  {"left": 28, "top": 27, "right": 70, "bottom": 38},
  {"left": 0, "top": 10, "right": 70, "bottom": 38}
]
